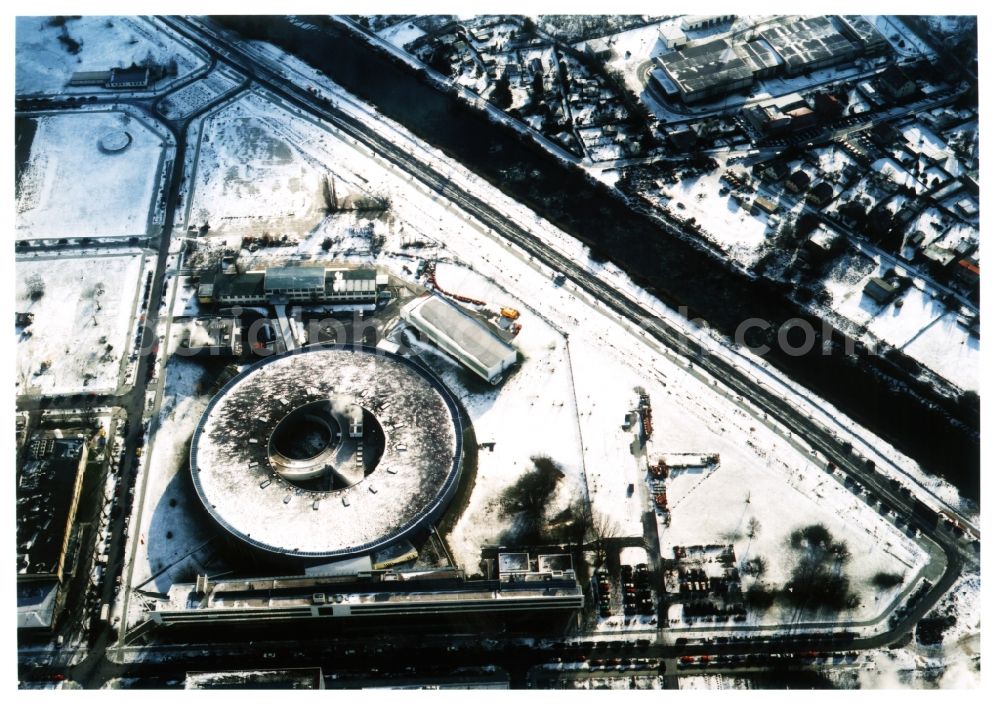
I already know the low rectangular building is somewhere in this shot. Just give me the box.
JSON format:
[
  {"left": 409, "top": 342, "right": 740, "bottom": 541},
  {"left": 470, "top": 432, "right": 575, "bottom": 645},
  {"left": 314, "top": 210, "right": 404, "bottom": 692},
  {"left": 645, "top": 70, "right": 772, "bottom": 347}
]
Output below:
[
  {"left": 213, "top": 271, "right": 267, "bottom": 305},
  {"left": 656, "top": 38, "right": 754, "bottom": 104},
  {"left": 837, "top": 15, "right": 890, "bottom": 55},
  {"left": 760, "top": 17, "right": 857, "bottom": 76},
  {"left": 863, "top": 275, "right": 902, "bottom": 305},
  {"left": 17, "top": 436, "right": 89, "bottom": 584},
  {"left": 176, "top": 316, "right": 243, "bottom": 356},
  {"left": 69, "top": 70, "right": 111, "bottom": 87},
  {"left": 681, "top": 15, "right": 736, "bottom": 32},
  {"left": 185, "top": 668, "right": 325, "bottom": 690},
  {"left": 210, "top": 266, "right": 385, "bottom": 306},
  {"left": 152, "top": 569, "right": 583, "bottom": 632},
  {"left": 264, "top": 266, "right": 326, "bottom": 300},
  {"left": 401, "top": 294, "right": 518, "bottom": 384},
  {"left": 107, "top": 66, "right": 151, "bottom": 89},
  {"left": 754, "top": 195, "right": 779, "bottom": 214}
]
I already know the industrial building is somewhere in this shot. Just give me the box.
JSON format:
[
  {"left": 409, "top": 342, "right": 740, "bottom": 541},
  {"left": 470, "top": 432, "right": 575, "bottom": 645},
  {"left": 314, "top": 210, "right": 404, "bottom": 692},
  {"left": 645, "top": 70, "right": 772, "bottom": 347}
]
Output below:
[
  {"left": 68, "top": 64, "right": 151, "bottom": 90},
  {"left": 190, "top": 344, "right": 464, "bottom": 565},
  {"left": 205, "top": 266, "right": 387, "bottom": 306},
  {"left": 758, "top": 17, "right": 858, "bottom": 76},
  {"left": 401, "top": 294, "right": 518, "bottom": 384},
  {"left": 151, "top": 567, "right": 583, "bottom": 633},
  {"left": 176, "top": 316, "right": 242, "bottom": 357},
  {"left": 653, "top": 16, "right": 867, "bottom": 103},
  {"left": 837, "top": 16, "right": 890, "bottom": 55},
  {"left": 654, "top": 38, "right": 754, "bottom": 104},
  {"left": 16, "top": 436, "right": 89, "bottom": 632},
  {"left": 680, "top": 15, "right": 736, "bottom": 32},
  {"left": 733, "top": 39, "right": 783, "bottom": 78}
]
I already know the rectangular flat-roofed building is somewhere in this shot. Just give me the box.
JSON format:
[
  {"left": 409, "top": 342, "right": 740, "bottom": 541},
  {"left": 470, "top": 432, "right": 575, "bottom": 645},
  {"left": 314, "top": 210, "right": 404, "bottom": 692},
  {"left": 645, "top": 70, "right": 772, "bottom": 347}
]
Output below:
[
  {"left": 837, "top": 16, "right": 890, "bottom": 55},
  {"left": 401, "top": 294, "right": 517, "bottom": 384},
  {"left": 16, "top": 436, "right": 89, "bottom": 585},
  {"left": 656, "top": 38, "right": 754, "bottom": 104},
  {"left": 107, "top": 66, "right": 151, "bottom": 89},
  {"left": 210, "top": 266, "right": 384, "bottom": 306},
  {"left": 681, "top": 15, "right": 736, "bottom": 32},
  {"left": 177, "top": 316, "right": 243, "bottom": 356},
  {"left": 69, "top": 70, "right": 112, "bottom": 87},
  {"left": 325, "top": 268, "right": 382, "bottom": 302},
  {"left": 735, "top": 39, "right": 784, "bottom": 77},
  {"left": 213, "top": 271, "right": 267, "bottom": 305},
  {"left": 760, "top": 17, "right": 857, "bottom": 76},
  {"left": 186, "top": 668, "right": 325, "bottom": 689},
  {"left": 265, "top": 266, "right": 327, "bottom": 300}
]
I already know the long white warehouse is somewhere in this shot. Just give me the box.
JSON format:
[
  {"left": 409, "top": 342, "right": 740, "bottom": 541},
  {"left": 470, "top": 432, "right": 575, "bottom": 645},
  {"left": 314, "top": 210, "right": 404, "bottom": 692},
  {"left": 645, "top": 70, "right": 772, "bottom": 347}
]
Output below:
[{"left": 401, "top": 294, "right": 517, "bottom": 384}]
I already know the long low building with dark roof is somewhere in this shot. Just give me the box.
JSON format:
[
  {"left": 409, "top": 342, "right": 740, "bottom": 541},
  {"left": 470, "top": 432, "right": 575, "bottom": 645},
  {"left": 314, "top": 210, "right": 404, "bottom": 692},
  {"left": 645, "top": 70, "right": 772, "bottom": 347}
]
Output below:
[
  {"left": 206, "top": 266, "right": 387, "bottom": 306},
  {"left": 655, "top": 38, "right": 755, "bottom": 104}
]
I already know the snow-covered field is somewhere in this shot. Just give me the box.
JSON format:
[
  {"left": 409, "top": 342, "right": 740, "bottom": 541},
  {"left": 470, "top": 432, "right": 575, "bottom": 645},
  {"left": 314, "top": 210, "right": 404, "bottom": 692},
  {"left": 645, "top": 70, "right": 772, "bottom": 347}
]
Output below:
[
  {"left": 186, "top": 89, "right": 382, "bottom": 237},
  {"left": 16, "top": 110, "right": 167, "bottom": 240},
  {"left": 15, "top": 253, "right": 144, "bottom": 396},
  {"left": 377, "top": 19, "right": 427, "bottom": 49},
  {"left": 15, "top": 15, "right": 206, "bottom": 95},
  {"left": 901, "top": 311, "right": 979, "bottom": 393},
  {"left": 421, "top": 263, "right": 587, "bottom": 570},
  {"left": 826, "top": 259, "right": 979, "bottom": 393},
  {"left": 661, "top": 170, "right": 770, "bottom": 268}
]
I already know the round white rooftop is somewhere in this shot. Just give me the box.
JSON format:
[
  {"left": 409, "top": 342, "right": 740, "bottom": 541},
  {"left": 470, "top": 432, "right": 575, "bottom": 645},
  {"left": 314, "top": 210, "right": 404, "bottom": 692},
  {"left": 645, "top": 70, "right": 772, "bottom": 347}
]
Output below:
[{"left": 190, "top": 344, "right": 463, "bottom": 560}]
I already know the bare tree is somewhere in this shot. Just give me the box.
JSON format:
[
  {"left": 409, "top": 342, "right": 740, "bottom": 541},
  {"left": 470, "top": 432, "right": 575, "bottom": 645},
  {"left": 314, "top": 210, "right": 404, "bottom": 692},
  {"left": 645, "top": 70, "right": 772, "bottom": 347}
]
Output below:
[
  {"left": 746, "top": 516, "right": 761, "bottom": 539},
  {"left": 321, "top": 175, "right": 339, "bottom": 213},
  {"left": 25, "top": 274, "right": 45, "bottom": 301},
  {"left": 588, "top": 509, "right": 621, "bottom": 567}
]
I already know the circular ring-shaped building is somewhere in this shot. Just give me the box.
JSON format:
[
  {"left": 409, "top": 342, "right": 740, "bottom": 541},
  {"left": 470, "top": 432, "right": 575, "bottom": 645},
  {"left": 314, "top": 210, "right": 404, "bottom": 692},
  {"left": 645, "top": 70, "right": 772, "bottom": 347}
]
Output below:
[{"left": 190, "top": 344, "right": 463, "bottom": 562}]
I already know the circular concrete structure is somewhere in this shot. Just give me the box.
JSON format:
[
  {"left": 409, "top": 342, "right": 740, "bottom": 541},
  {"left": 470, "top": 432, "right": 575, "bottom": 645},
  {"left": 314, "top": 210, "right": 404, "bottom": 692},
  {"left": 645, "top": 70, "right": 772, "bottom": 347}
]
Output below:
[
  {"left": 99, "top": 130, "right": 132, "bottom": 153},
  {"left": 190, "top": 344, "right": 463, "bottom": 561}
]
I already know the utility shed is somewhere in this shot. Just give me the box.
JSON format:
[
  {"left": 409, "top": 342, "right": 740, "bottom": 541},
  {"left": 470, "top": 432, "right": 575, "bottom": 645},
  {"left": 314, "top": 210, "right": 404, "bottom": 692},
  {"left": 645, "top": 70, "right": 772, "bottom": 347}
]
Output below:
[
  {"left": 863, "top": 276, "right": 901, "bottom": 305},
  {"left": 401, "top": 294, "right": 517, "bottom": 384}
]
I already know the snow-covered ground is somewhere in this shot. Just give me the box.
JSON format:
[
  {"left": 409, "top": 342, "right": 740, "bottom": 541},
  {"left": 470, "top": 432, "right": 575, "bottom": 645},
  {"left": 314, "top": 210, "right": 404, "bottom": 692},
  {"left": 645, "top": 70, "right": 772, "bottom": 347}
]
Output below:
[
  {"left": 186, "top": 88, "right": 381, "bottom": 237},
  {"left": 660, "top": 169, "right": 770, "bottom": 268},
  {"left": 377, "top": 18, "right": 427, "bottom": 49},
  {"left": 901, "top": 311, "right": 979, "bottom": 393},
  {"left": 127, "top": 344, "right": 218, "bottom": 604},
  {"left": 825, "top": 258, "right": 979, "bottom": 393},
  {"left": 15, "top": 253, "right": 144, "bottom": 396},
  {"left": 15, "top": 15, "right": 206, "bottom": 95},
  {"left": 678, "top": 674, "right": 753, "bottom": 690},
  {"left": 422, "top": 263, "right": 587, "bottom": 570},
  {"left": 16, "top": 110, "right": 167, "bottom": 240}
]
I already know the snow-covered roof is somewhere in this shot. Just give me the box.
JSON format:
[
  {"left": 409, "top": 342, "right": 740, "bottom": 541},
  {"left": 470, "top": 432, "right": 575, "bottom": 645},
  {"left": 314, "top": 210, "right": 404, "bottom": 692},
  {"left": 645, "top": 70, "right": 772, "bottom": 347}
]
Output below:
[{"left": 190, "top": 344, "right": 463, "bottom": 560}]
